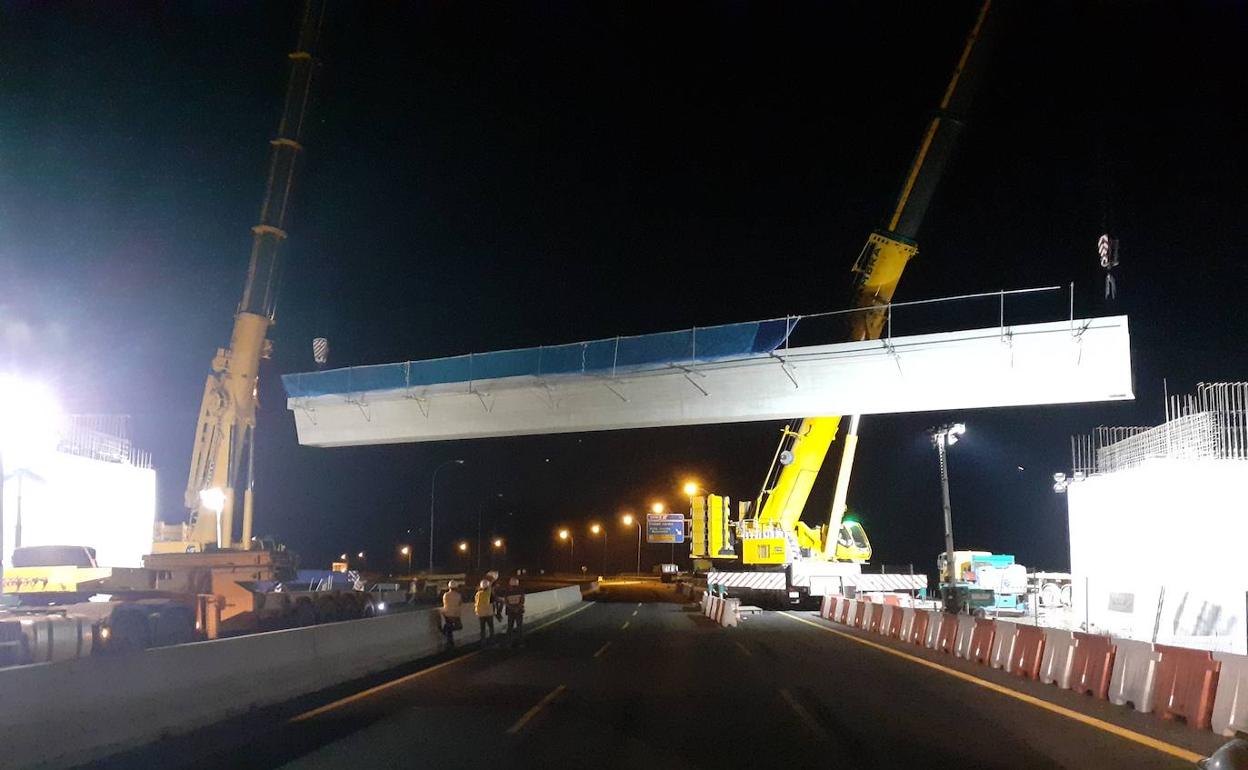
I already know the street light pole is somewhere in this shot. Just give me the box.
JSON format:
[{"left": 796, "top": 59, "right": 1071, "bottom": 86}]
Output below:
[
  {"left": 930, "top": 423, "right": 966, "bottom": 613},
  {"left": 429, "top": 459, "right": 464, "bottom": 573}
]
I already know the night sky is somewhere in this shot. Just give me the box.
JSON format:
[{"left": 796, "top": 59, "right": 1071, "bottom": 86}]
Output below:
[{"left": 2, "top": 2, "right": 1245, "bottom": 577}]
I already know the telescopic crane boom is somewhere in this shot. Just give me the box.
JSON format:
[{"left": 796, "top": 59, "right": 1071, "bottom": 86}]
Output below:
[
  {"left": 155, "top": 0, "right": 328, "bottom": 553},
  {"left": 736, "top": 0, "right": 995, "bottom": 568}
]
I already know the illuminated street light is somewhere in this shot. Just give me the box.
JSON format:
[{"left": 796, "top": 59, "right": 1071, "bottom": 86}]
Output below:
[
  {"left": 339, "top": 553, "right": 348, "bottom": 561},
  {"left": 557, "top": 528, "right": 574, "bottom": 572},
  {"left": 651, "top": 501, "right": 665, "bottom": 514},
  {"left": 492, "top": 538, "right": 504, "bottom": 549},
  {"left": 400, "top": 545, "right": 411, "bottom": 573},
  {"left": 589, "top": 522, "right": 607, "bottom": 575},
  {"left": 458, "top": 541, "right": 468, "bottom": 552},
  {"left": 357, "top": 551, "right": 365, "bottom": 559},
  {"left": 622, "top": 512, "right": 641, "bottom": 575},
  {"left": 682, "top": 481, "right": 701, "bottom": 497},
  {"left": 929, "top": 422, "right": 966, "bottom": 613}
]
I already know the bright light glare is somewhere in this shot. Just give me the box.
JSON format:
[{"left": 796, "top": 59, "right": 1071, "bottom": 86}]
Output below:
[
  {"left": 947, "top": 422, "right": 967, "bottom": 445},
  {"left": 457, "top": 542, "right": 468, "bottom": 552},
  {"left": 357, "top": 551, "right": 365, "bottom": 558},
  {"left": 558, "top": 529, "right": 569, "bottom": 540},
  {"left": 0, "top": 375, "right": 63, "bottom": 466},
  {"left": 400, "top": 545, "right": 410, "bottom": 555},
  {"left": 199, "top": 487, "right": 226, "bottom": 514},
  {"left": 683, "top": 481, "right": 698, "bottom": 496},
  {"left": 622, "top": 514, "right": 634, "bottom": 526},
  {"left": 492, "top": 538, "right": 504, "bottom": 548},
  {"left": 340, "top": 553, "right": 348, "bottom": 560},
  {"left": 590, "top": 523, "right": 601, "bottom": 535},
  {"left": 651, "top": 502, "right": 665, "bottom": 514},
  {"left": 377, "top": 602, "right": 386, "bottom": 612}
]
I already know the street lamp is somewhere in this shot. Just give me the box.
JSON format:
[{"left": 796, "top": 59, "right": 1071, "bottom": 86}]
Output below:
[
  {"left": 400, "top": 545, "right": 411, "bottom": 573},
  {"left": 621, "top": 513, "right": 641, "bottom": 575},
  {"left": 589, "top": 522, "right": 607, "bottom": 575},
  {"left": 429, "top": 459, "right": 465, "bottom": 573},
  {"left": 930, "top": 422, "right": 966, "bottom": 613},
  {"left": 682, "top": 481, "right": 703, "bottom": 497},
  {"left": 357, "top": 551, "right": 365, "bottom": 559},
  {"left": 651, "top": 501, "right": 665, "bottom": 514},
  {"left": 558, "top": 528, "right": 574, "bottom": 573},
  {"left": 491, "top": 537, "right": 505, "bottom": 568},
  {"left": 477, "top": 492, "right": 503, "bottom": 571}
]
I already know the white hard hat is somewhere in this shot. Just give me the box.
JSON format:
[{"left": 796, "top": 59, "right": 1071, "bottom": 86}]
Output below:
[
  {"left": 480, "top": 579, "right": 490, "bottom": 589},
  {"left": 447, "top": 580, "right": 458, "bottom": 588}
]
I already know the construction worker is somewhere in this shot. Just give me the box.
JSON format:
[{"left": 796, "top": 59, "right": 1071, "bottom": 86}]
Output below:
[
  {"left": 486, "top": 570, "right": 504, "bottom": 620},
  {"left": 474, "top": 579, "right": 496, "bottom": 647},
  {"left": 504, "top": 576, "right": 525, "bottom": 648},
  {"left": 440, "top": 580, "right": 463, "bottom": 649}
]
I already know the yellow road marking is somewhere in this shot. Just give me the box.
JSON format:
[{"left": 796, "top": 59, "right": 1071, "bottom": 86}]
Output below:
[
  {"left": 779, "top": 687, "right": 829, "bottom": 741},
  {"left": 593, "top": 641, "right": 612, "bottom": 658},
  {"left": 734, "top": 641, "right": 752, "bottom": 657},
  {"left": 291, "top": 602, "right": 595, "bottom": 722},
  {"left": 621, "top": 621, "right": 630, "bottom": 630},
  {"left": 506, "top": 684, "right": 566, "bottom": 735},
  {"left": 780, "top": 613, "right": 1203, "bottom": 763}
]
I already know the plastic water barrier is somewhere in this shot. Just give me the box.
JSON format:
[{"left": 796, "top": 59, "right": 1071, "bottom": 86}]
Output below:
[{"left": 284, "top": 318, "right": 792, "bottom": 398}]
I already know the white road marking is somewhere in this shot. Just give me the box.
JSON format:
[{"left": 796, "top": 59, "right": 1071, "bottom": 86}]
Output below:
[
  {"left": 779, "top": 688, "right": 829, "bottom": 741},
  {"left": 593, "top": 641, "right": 612, "bottom": 658},
  {"left": 734, "top": 641, "right": 752, "bottom": 656},
  {"left": 621, "top": 621, "right": 630, "bottom": 630},
  {"left": 506, "top": 684, "right": 566, "bottom": 735}
]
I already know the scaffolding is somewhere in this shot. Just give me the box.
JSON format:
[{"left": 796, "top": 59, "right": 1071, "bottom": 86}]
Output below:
[
  {"left": 1072, "top": 382, "right": 1248, "bottom": 475},
  {"left": 57, "top": 414, "right": 152, "bottom": 469}
]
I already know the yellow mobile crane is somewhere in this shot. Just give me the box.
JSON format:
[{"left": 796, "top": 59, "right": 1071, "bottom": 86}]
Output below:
[
  {"left": 693, "top": 1, "right": 994, "bottom": 601},
  {"left": 154, "top": 0, "right": 326, "bottom": 557}
]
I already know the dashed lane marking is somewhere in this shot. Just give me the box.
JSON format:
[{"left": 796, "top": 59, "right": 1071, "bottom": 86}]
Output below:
[
  {"left": 779, "top": 688, "right": 829, "bottom": 741},
  {"left": 593, "top": 641, "right": 612, "bottom": 658},
  {"left": 734, "top": 641, "right": 752, "bottom": 656},
  {"left": 779, "top": 612, "right": 1203, "bottom": 764},
  {"left": 621, "top": 621, "right": 630, "bottom": 630},
  {"left": 506, "top": 684, "right": 566, "bottom": 735}
]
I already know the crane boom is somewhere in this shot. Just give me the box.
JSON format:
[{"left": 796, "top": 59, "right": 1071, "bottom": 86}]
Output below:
[
  {"left": 744, "top": 1, "right": 994, "bottom": 565},
  {"left": 156, "top": 0, "right": 329, "bottom": 553}
]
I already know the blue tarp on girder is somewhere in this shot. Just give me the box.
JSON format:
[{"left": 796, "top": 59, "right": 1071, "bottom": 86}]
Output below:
[{"left": 281, "top": 318, "right": 796, "bottom": 399}]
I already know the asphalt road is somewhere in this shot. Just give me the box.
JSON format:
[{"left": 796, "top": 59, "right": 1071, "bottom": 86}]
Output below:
[{"left": 121, "top": 581, "right": 1220, "bottom": 770}]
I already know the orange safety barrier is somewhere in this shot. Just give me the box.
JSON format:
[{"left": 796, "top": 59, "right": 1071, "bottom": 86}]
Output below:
[
  {"left": 838, "top": 599, "right": 852, "bottom": 625},
  {"left": 868, "top": 603, "right": 885, "bottom": 634},
  {"left": 825, "top": 595, "right": 841, "bottom": 621},
  {"left": 1153, "top": 644, "right": 1221, "bottom": 731},
  {"left": 1010, "top": 626, "right": 1046, "bottom": 680},
  {"left": 937, "top": 613, "right": 959, "bottom": 654},
  {"left": 1069, "top": 632, "right": 1117, "bottom": 700},
  {"left": 968, "top": 618, "right": 996, "bottom": 665},
  {"left": 909, "top": 609, "right": 931, "bottom": 646},
  {"left": 887, "top": 607, "right": 905, "bottom": 639},
  {"left": 854, "top": 601, "right": 870, "bottom": 629},
  {"left": 883, "top": 594, "right": 901, "bottom": 606}
]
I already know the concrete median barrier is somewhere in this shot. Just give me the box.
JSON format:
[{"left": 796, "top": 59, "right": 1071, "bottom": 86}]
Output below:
[
  {"left": 0, "top": 585, "right": 582, "bottom": 769},
  {"left": 1109, "top": 637, "right": 1161, "bottom": 713}
]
